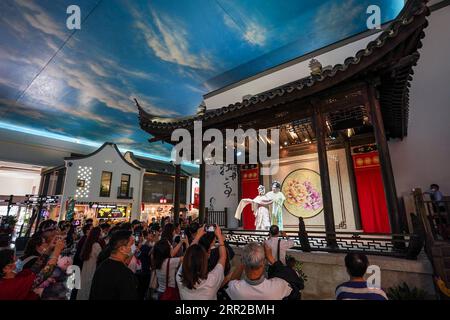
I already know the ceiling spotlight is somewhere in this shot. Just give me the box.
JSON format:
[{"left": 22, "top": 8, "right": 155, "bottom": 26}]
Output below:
[{"left": 284, "top": 141, "right": 288, "bottom": 146}]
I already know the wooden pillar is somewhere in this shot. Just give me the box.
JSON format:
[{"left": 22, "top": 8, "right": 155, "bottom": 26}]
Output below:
[
  {"left": 343, "top": 138, "right": 362, "bottom": 230},
  {"left": 367, "top": 84, "right": 401, "bottom": 234},
  {"left": 173, "top": 164, "right": 181, "bottom": 224},
  {"left": 199, "top": 162, "right": 206, "bottom": 224},
  {"left": 312, "top": 103, "right": 337, "bottom": 247}
]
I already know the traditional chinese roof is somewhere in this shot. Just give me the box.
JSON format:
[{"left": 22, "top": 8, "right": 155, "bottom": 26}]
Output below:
[
  {"left": 138, "top": 0, "right": 430, "bottom": 143},
  {"left": 126, "top": 152, "right": 195, "bottom": 177}
]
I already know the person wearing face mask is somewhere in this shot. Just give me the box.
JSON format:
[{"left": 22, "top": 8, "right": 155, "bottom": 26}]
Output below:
[
  {"left": 99, "top": 223, "right": 111, "bottom": 243},
  {"left": 89, "top": 230, "right": 138, "bottom": 300},
  {"left": 0, "top": 238, "right": 65, "bottom": 300},
  {"left": 16, "top": 234, "right": 49, "bottom": 273}
]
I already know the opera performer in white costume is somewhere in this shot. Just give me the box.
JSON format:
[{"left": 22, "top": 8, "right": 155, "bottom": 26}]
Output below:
[
  {"left": 234, "top": 185, "right": 273, "bottom": 230},
  {"left": 265, "top": 181, "right": 286, "bottom": 231}
]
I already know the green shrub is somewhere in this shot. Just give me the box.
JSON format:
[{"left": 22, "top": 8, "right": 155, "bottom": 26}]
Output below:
[
  {"left": 387, "top": 282, "right": 427, "bottom": 300},
  {"left": 286, "top": 254, "right": 308, "bottom": 283}
]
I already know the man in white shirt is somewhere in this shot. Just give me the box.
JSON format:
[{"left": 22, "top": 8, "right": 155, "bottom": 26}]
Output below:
[
  {"left": 264, "top": 225, "right": 295, "bottom": 265},
  {"left": 225, "top": 242, "right": 292, "bottom": 300}
]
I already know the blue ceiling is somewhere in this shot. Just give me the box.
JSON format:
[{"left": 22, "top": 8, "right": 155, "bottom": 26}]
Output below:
[{"left": 0, "top": 0, "right": 404, "bottom": 159}]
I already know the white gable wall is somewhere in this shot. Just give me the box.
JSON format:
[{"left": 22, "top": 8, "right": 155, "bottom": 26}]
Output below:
[{"left": 61, "top": 144, "right": 143, "bottom": 220}]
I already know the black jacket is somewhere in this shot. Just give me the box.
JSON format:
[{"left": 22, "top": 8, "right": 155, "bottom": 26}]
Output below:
[{"left": 268, "top": 261, "right": 304, "bottom": 300}]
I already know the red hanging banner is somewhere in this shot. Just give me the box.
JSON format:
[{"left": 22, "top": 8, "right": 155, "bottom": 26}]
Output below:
[
  {"left": 353, "top": 151, "right": 390, "bottom": 233},
  {"left": 240, "top": 165, "right": 259, "bottom": 230}
]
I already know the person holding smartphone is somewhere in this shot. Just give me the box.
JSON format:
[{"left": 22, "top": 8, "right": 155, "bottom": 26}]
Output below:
[{"left": 176, "top": 225, "right": 227, "bottom": 300}]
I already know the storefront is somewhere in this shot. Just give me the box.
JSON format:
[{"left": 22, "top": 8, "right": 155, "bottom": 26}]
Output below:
[
  {"left": 69, "top": 202, "right": 132, "bottom": 225},
  {"left": 124, "top": 152, "right": 198, "bottom": 224}
]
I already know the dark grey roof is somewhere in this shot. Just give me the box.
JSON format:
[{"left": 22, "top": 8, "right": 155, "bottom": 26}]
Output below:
[{"left": 130, "top": 153, "right": 198, "bottom": 177}]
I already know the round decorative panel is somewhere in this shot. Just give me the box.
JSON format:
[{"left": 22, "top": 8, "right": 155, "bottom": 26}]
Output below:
[{"left": 281, "top": 169, "right": 323, "bottom": 219}]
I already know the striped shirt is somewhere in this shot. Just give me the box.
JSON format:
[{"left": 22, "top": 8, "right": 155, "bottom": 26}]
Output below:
[{"left": 336, "top": 281, "right": 388, "bottom": 300}]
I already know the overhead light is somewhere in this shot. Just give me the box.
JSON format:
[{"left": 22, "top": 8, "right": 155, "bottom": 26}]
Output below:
[
  {"left": 0, "top": 121, "right": 199, "bottom": 169},
  {"left": 284, "top": 141, "right": 288, "bottom": 146},
  {"left": 237, "top": 151, "right": 242, "bottom": 156}
]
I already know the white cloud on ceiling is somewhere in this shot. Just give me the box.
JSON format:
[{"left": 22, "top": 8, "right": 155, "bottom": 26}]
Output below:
[
  {"left": 222, "top": 12, "right": 267, "bottom": 47},
  {"left": 0, "top": 1, "right": 175, "bottom": 127},
  {"left": 131, "top": 7, "right": 215, "bottom": 71},
  {"left": 313, "top": 0, "right": 365, "bottom": 40}
]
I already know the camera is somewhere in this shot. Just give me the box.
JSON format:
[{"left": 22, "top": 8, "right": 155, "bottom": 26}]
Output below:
[{"left": 205, "top": 224, "right": 216, "bottom": 232}]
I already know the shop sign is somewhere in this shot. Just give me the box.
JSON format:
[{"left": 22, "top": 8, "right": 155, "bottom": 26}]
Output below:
[
  {"left": 24, "top": 195, "right": 60, "bottom": 205},
  {"left": 92, "top": 203, "right": 117, "bottom": 209},
  {"left": 97, "top": 206, "right": 127, "bottom": 219}
]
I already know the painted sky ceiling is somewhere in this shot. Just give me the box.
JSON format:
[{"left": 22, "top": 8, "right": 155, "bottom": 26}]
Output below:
[{"left": 0, "top": 0, "right": 404, "bottom": 160}]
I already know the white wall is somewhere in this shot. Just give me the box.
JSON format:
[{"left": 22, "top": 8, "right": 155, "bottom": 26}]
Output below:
[
  {"left": 61, "top": 144, "right": 142, "bottom": 220},
  {"left": 0, "top": 171, "right": 41, "bottom": 195},
  {"left": 389, "top": 5, "right": 450, "bottom": 197},
  {"left": 205, "top": 164, "right": 239, "bottom": 228}
]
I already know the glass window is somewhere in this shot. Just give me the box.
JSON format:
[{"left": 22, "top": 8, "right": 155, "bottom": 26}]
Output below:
[
  {"left": 100, "top": 171, "right": 112, "bottom": 197},
  {"left": 142, "top": 174, "right": 188, "bottom": 203},
  {"left": 119, "top": 174, "right": 131, "bottom": 197}
]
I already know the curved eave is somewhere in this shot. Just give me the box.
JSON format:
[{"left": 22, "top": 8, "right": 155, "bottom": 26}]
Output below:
[
  {"left": 65, "top": 142, "right": 141, "bottom": 171},
  {"left": 138, "top": 0, "right": 429, "bottom": 140}
]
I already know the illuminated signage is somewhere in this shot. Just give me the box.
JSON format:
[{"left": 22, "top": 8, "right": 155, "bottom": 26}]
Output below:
[{"left": 97, "top": 206, "right": 127, "bottom": 219}]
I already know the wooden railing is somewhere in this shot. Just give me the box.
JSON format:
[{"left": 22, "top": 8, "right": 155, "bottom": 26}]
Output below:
[
  {"left": 221, "top": 215, "right": 422, "bottom": 259},
  {"left": 205, "top": 208, "right": 228, "bottom": 228},
  {"left": 412, "top": 188, "right": 450, "bottom": 289},
  {"left": 413, "top": 188, "right": 450, "bottom": 243}
]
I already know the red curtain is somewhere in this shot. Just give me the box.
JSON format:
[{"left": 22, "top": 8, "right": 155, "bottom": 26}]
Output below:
[
  {"left": 240, "top": 166, "right": 259, "bottom": 230},
  {"left": 353, "top": 152, "right": 391, "bottom": 233}
]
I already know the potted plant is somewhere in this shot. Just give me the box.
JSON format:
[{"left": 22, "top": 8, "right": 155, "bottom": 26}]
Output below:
[
  {"left": 387, "top": 282, "right": 427, "bottom": 300},
  {"left": 286, "top": 254, "right": 308, "bottom": 283},
  {"left": 0, "top": 216, "right": 18, "bottom": 246}
]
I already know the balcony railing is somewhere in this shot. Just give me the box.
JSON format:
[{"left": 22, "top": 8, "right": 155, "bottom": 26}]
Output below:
[{"left": 117, "top": 187, "right": 133, "bottom": 199}]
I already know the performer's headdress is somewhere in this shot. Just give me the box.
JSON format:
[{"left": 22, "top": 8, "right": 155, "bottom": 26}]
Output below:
[
  {"left": 257, "top": 185, "right": 265, "bottom": 193},
  {"left": 272, "top": 181, "right": 281, "bottom": 189}
]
